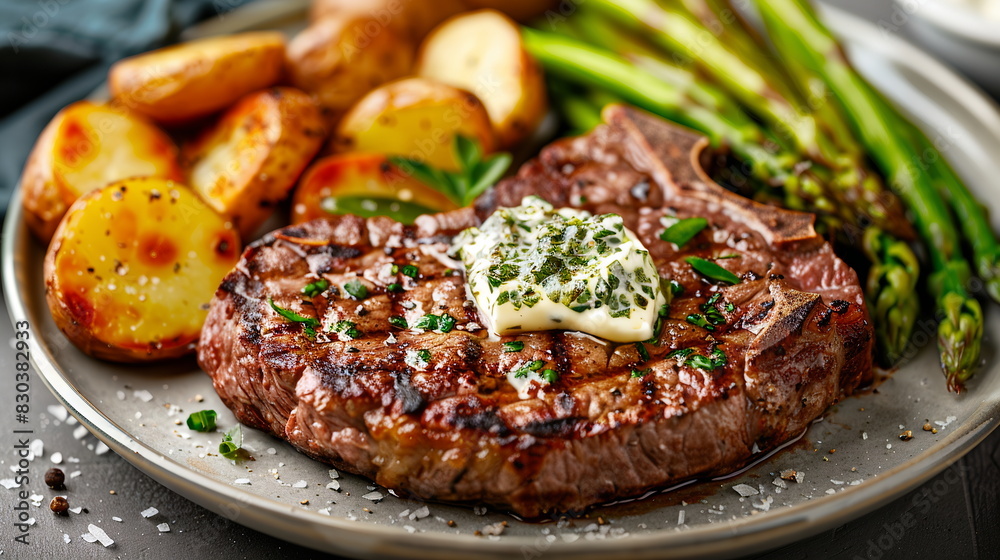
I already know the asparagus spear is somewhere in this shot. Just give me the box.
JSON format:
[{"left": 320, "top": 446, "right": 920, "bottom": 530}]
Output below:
[{"left": 753, "top": 0, "right": 983, "bottom": 390}]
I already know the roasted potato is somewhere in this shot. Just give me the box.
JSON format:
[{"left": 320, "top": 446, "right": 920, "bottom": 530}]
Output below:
[
  {"left": 108, "top": 31, "right": 285, "bottom": 124},
  {"left": 291, "top": 153, "right": 458, "bottom": 224},
  {"left": 182, "top": 87, "right": 327, "bottom": 238},
  {"left": 417, "top": 10, "right": 547, "bottom": 148},
  {"left": 44, "top": 178, "right": 241, "bottom": 362},
  {"left": 309, "top": 0, "right": 466, "bottom": 41},
  {"left": 287, "top": 13, "right": 414, "bottom": 118},
  {"left": 21, "top": 101, "right": 183, "bottom": 243},
  {"left": 333, "top": 78, "right": 495, "bottom": 171}
]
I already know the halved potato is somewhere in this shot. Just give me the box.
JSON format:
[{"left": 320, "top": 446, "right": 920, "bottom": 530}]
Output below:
[
  {"left": 291, "top": 153, "right": 458, "bottom": 224},
  {"left": 287, "top": 13, "right": 414, "bottom": 117},
  {"left": 333, "top": 78, "right": 495, "bottom": 171},
  {"left": 182, "top": 87, "right": 327, "bottom": 238},
  {"left": 44, "top": 178, "right": 241, "bottom": 362},
  {"left": 309, "top": 0, "right": 466, "bottom": 41},
  {"left": 417, "top": 10, "right": 547, "bottom": 148},
  {"left": 108, "top": 31, "right": 285, "bottom": 123},
  {"left": 21, "top": 101, "right": 183, "bottom": 243}
]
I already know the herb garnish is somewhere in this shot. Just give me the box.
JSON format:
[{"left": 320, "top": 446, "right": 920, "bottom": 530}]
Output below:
[
  {"left": 541, "top": 369, "right": 559, "bottom": 383},
  {"left": 686, "top": 257, "right": 741, "bottom": 285},
  {"left": 343, "top": 279, "right": 368, "bottom": 300},
  {"left": 302, "top": 278, "right": 329, "bottom": 298},
  {"left": 388, "top": 316, "right": 408, "bottom": 329},
  {"left": 401, "top": 264, "right": 419, "bottom": 279},
  {"left": 219, "top": 425, "right": 244, "bottom": 460},
  {"left": 631, "top": 368, "right": 651, "bottom": 378},
  {"left": 503, "top": 341, "right": 525, "bottom": 353},
  {"left": 332, "top": 320, "right": 362, "bottom": 339},
  {"left": 186, "top": 410, "right": 217, "bottom": 432},
  {"left": 268, "top": 298, "right": 320, "bottom": 337},
  {"left": 405, "top": 349, "right": 432, "bottom": 368},
  {"left": 686, "top": 313, "right": 715, "bottom": 331},
  {"left": 512, "top": 360, "right": 545, "bottom": 378},
  {"left": 388, "top": 135, "right": 512, "bottom": 207},
  {"left": 635, "top": 342, "right": 650, "bottom": 362},
  {"left": 660, "top": 217, "right": 708, "bottom": 247},
  {"left": 669, "top": 346, "right": 727, "bottom": 370},
  {"left": 413, "top": 313, "right": 456, "bottom": 332},
  {"left": 387, "top": 282, "right": 402, "bottom": 293}
]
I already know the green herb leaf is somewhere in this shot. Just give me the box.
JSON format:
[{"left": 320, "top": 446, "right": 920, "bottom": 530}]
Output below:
[
  {"left": 686, "top": 313, "right": 715, "bottom": 331},
  {"left": 389, "top": 136, "right": 511, "bottom": 207},
  {"left": 541, "top": 369, "right": 560, "bottom": 383},
  {"left": 503, "top": 341, "right": 525, "bottom": 353},
  {"left": 631, "top": 368, "right": 651, "bottom": 378},
  {"left": 669, "top": 279, "right": 684, "bottom": 297},
  {"left": 438, "top": 314, "right": 456, "bottom": 333},
  {"left": 343, "top": 279, "right": 368, "bottom": 300},
  {"left": 389, "top": 316, "right": 408, "bottom": 329},
  {"left": 186, "top": 410, "right": 217, "bottom": 432},
  {"left": 387, "top": 283, "right": 402, "bottom": 293},
  {"left": 660, "top": 217, "right": 708, "bottom": 247},
  {"left": 302, "top": 278, "right": 329, "bottom": 298},
  {"left": 635, "top": 342, "right": 650, "bottom": 362},
  {"left": 668, "top": 348, "right": 694, "bottom": 363},
  {"left": 332, "top": 320, "right": 362, "bottom": 339},
  {"left": 512, "top": 360, "right": 546, "bottom": 378},
  {"left": 219, "top": 425, "right": 244, "bottom": 460},
  {"left": 401, "top": 264, "right": 419, "bottom": 278},
  {"left": 268, "top": 298, "right": 320, "bottom": 337},
  {"left": 414, "top": 314, "right": 440, "bottom": 330},
  {"left": 685, "top": 257, "right": 741, "bottom": 285},
  {"left": 417, "top": 349, "right": 432, "bottom": 363},
  {"left": 320, "top": 195, "right": 435, "bottom": 224},
  {"left": 687, "top": 354, "right": 714, "bottom": 369}
]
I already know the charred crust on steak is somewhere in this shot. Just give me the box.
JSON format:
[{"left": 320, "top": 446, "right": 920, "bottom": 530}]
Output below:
[{"left": 198, "top": 106, "right": 874, "bottom": 518}]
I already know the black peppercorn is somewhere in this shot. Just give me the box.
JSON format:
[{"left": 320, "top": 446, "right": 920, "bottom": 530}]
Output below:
[
  {"left": 50, "top": 496, "right": 69, "bottom": 515},
  {"left": 45, "top": 468, "right": 65, "bottom": 489}
]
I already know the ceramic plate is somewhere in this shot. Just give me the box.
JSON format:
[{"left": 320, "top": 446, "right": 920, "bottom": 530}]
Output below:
[{"left": 4, "top": 2, "right": 1000, "bottom": 558}]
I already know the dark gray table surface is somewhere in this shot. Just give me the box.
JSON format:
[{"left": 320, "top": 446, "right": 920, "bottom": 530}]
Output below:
[{"left": 2, "top": 0, "right": 999, "bottom": 558}]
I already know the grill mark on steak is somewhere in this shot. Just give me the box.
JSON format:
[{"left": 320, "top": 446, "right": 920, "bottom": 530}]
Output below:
[{"left": 198, "top": 106, "right": 873, "bottom": 518}]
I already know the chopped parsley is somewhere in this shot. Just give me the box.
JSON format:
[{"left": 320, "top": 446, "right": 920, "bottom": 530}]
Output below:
[
  {"left": 686, "top": 257, "right": 741, "bottom": 285},
  {"left": 268, "top": 298, "right": 320, "bottom": 337},
  {"left": 669, "top": 346, "right": 727, "bottom": 370},
  {"left": 686, "top": 313, "right": 715, "bottom": 331},
  {"left": 390, "top": 264, "right": 399, "bottom": 274},
  {"left": 401, "top": 264, "right": 419, "bottom": 278},
  {"left": 332, "top": 320, "right": 362, "bottom": 339},
  {"left": 302, "top": 278, "right": 329, "bottom": 298},
  {"left": 388, "top": 135, "right": 512, "bottom": 207},
  {"left": 343, "top": 279, "right": 368, "bottom": 300},
  {"left": 186, "top": 410, "right": 217, "bottom": 432},
  {"left": 725, "top": 302, "right": 736, "bottom": 312},
  {"left": 669, "top": 279, "right": 684, "bottom": 297},
  {"left": 503, "top": 341, "right": 525, "bottom": 353},
  {"left": 660, "top": 217, "right": 708, "bottom": 247},
  {"left": 405, "top": 349, "right": 432, "bottom": 368},
  {"left": 417, "top": 349, "right": 432, "bottom": 363},
  {"left": 387, "top": 282, "right": 402, "bottom": 293},
  {"left": 631, "top": 368, "right": 651, "bottom": 378},
  {"left": 541, "top": 369, "right": 559, "bottom": 383},
  {"left": 388, "top": 316, "right": 408, "bottom": 329},
  {"left": 512, "top": 360, "right": 545, "bottom": 378},
  {"left": 412, "top": 313, "right": 456, "bottom": 333}
]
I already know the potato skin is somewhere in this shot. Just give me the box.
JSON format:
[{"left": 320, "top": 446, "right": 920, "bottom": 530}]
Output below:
[
  {"left": 108, "top": 31, "right": 285, "bottom": 124},
  {"left": 182, "top": 87, "right": 327, "bottom": 238},
  {"left": 291, "top": 153, "right": 457, "bottom": 223},
  {"left": 417, "top": 9, "right": 547, "bottom": 148},
  {"left": 44, "top": 178, "right": 241, "bottom": 363},
  {"left": 287, "top": 14, "right": 414, "bottom": 118},
  {"left": 333, "top": 77, "right": 495, "bottom": 171},
  {"left": 21, "top": 101, "right": 183, "bottom": 243},
  {"left": 309, "top": 0, "right": 466, "bottom": 41}
]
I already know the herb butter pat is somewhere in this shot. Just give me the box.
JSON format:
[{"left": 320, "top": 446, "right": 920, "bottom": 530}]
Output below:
[{"left": 454, "top": 197, "right": 665, "bottom": 342}]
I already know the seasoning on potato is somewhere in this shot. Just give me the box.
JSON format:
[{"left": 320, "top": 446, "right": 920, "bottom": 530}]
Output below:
[
  {"left": 44, "top": 178, "right": 241, "bottom": 362},
  {"left": 333, "top": 77, "right": 495, "bottom": 171},
  {"left": 287, "top": 13, "right": 414, "bottom": 119},
  {"left": 182, "top": 87, "right": 327, "bottom": 238},
  {"left": 291, "top": 153, "right": 458, "bottom": 224},
  {"left": 108, "top": 31, "right": 286, "bottom": 124},
  {"left": 21, "top": 100, "right": 183, "bottom": 243},
  {"left": 417, "top": 9, "right": 547, "bottom": 148}
]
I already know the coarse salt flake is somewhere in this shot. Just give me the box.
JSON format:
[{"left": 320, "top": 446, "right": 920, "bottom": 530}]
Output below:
[
  {"left": 732, "top": 483, "right": 759, "bottom": 497},
  {"left": 88, "top": 524, "right": 114, "bottom": 547},
  {"left": 50, "top": 452, "right": 63, "bottom": 464},
  {"left": 47, "top": 404, "right": 68, "bottom": 422},
  {"left": 140, "top": 507, "right": 159, "bottom": 518},
  {"left": 292, "top": 480, "right": 308, "bottom": 488},
  {"left": 234, "top": 478, "right": 251, "bottom": 485},
  {"left": 157, "top": 523, "right": 170, "bottom": 532},
  {"left": 362, "top": 491, "right": 384, "bottom": 502},
  {"left": 134, "top": 389, "right": 154, "bottom": 402}
]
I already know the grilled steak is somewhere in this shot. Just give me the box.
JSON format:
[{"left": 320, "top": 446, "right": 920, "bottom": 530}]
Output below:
[{"left": 198, "top": 106, "right": 873, "bottom": 517}]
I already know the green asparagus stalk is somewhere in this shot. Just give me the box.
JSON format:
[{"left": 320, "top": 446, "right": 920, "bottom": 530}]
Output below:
[
  {"left": 863, "top": 228, "right": 920, "bottom": 364},
  {"left": 753, "top": 0, "right": 983, "bottom": 390}
]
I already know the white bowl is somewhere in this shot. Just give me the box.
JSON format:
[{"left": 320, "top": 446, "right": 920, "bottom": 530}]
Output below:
[{"left": 900, "top": 0, "right": 1000, "bottom": 95}]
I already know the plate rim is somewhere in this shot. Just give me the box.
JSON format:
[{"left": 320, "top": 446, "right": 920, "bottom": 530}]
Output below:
[{"left": 4, "top": 4, "right": 1000, "bottom": 558}]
